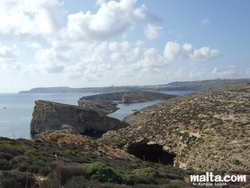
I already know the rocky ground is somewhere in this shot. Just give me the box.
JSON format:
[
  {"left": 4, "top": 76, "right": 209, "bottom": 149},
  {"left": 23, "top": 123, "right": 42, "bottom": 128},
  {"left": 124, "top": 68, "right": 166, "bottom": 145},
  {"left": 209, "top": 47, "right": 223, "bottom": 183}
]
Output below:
[{"left": 101, "top": 83, "right": 250, "bottom": 174}]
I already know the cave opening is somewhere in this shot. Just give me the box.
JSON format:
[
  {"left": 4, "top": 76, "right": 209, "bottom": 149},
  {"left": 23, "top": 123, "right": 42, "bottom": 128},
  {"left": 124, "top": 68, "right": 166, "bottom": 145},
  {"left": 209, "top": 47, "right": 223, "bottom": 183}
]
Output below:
[
  {"left": 83, "top": 129, "right": 107, "bottom": 139},
  {"left": 127, "top": 143, "right": 176, "bottom": 165}
]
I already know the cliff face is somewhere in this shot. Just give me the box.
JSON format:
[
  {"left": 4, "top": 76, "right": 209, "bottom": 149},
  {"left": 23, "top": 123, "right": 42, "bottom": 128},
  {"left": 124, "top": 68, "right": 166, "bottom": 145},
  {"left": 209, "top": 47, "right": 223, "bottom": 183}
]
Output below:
[{"left": 30, "top": 100, "right": 129, "bottom": 135}]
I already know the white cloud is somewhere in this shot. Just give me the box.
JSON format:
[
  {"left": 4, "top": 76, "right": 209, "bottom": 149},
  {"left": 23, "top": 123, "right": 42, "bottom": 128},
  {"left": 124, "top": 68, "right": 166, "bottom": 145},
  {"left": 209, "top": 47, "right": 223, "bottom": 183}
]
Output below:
[
  {"left": 0, "top": 0, "right": 162, "bottom": 68},
  {"left": 21, "top": 48, "right": 73, "bottom": 74},
  {"left": 0, "top": 0, "right": 160, "bottom": 50},
  {"left": 133, "top": 4, "right": 147, "bottom": 19},
  {"left": 165, "top": 66, "right": 216, "bottom": 82},
  {"left": 94, "top": 42, "right": 109, "bottom": 54},
  {"left": 190, "top": 47, "right": 222, "bottom": 61},
  {"left": 64, "top": 62, "right": 112, "bottom": 81},
  {"left": 182, "top": 43, "right": 194, "bottom": 56},
  {"left": 81, "top": 53, "right": 104, "bottom": 63},
  {"left": 189, "top": 68, "right": 206, "bottom": 79},
  {"left": 212, "top": 67, "right": 234, "bottom": 76},
  {"left": 133, "top": 4, "right": 162, "bottom": 23},
  {"left": 164, "top": 42, "right": 222, "bottom": 62},
  {"left": 144, "top": 24, "right": 163, "bottom": 40},
  {"left": 0, "top": 45, "right": 21, "bottom": 70},
  {"left": 130, "top": 48, "right": 165, "bottom": 73},
  {"left": 96, "top": 0, "right": 106, "bottom": 6},
  {"left": 212, "top": 67, "right": 218, "bottom": 74},
  {"left": 0, "top": 46, "right": 16, "bottom": 58},
  {"left": 0, "top": 1, "right": 229, "bottom": 91},
  {"left": 108, "top": 41, "right": 140, "bottom": 61},
  {"left": 164, "top": 42, "right": 182, "bottom": 61},
  {"left": 247, "top": 68, "right": 250, "bottom": 75},
  {"left": 200, "top": 18, "right": 210, "bottom": 24},
  {"left": 0, "top": 0, "right": 64, "bottom": 39},
  {"left": 135, "top": 40, "right": 144, "bottom": 46},
  {"left": 66, "top": 0, "right": 137, "bottom": 42},
  {"left": 63, "top": 62, "right": 85, "bottom": 79},
  {"left": 166, "top": 67, "right": 186, "bottom": 81}
]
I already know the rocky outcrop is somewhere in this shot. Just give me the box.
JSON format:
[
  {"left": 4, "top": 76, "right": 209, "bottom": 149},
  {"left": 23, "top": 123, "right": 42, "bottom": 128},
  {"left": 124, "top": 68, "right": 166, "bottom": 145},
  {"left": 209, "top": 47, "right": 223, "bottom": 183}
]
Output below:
[
  {"left": 78, "top": 99, "right": 119, "bottom": 115},
  {"left": 30, "top": 100, "right": 129, "bottom": 135},
  {"left": 79, "top": 91, "right": 176, "bottom": 104}
]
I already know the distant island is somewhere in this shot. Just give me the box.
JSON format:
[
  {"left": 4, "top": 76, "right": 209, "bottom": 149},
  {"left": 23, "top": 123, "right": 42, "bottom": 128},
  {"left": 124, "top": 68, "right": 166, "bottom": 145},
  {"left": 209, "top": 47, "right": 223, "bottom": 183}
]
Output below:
[{"left": 19, "top": 78, "right": 250, "bottom": 93}]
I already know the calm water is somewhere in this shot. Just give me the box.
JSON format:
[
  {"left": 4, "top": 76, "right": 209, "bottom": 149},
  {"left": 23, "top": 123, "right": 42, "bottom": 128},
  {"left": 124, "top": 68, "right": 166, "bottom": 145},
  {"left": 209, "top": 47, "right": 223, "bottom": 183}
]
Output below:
[{"left": 0, "top": 91, "right": 194, "bottom": 139}]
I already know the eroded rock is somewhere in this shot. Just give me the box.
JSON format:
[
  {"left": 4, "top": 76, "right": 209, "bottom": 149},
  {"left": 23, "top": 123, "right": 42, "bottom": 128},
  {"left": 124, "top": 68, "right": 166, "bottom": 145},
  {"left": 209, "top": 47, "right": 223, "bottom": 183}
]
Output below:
[{"left": 30, "top": 100, "right": 129, "bottom": 135}]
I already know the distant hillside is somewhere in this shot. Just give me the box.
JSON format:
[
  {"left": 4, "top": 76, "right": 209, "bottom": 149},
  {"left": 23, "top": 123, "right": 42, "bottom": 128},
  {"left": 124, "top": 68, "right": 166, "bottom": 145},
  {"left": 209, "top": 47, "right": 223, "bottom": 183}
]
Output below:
[
  {"left": 156, "top": 78, "right": 250, "bottom": 91},
  {"left": 19, "top": 78, "right": 250, "bottom": 93},
  {"left": 19, "top": 86, "right": 142, "bottom": 93}
]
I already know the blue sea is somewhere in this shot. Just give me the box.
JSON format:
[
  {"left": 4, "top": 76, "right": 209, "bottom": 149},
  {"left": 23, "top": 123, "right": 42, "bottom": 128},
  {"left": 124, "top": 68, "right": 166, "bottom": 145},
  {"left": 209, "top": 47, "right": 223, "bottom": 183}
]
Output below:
[{"left": 0, "top": 91, "right": 194, "bottom": 139}]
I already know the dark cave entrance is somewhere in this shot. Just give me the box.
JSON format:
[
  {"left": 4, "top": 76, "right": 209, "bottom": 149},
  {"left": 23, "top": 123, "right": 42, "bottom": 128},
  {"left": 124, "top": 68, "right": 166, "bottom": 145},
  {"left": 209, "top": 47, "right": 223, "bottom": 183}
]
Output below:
[
  {"left": 127, "top": 143, "right": 176, "bottom": 165},
  {"left": 83, "top": 129, "right": 107, "bottom": 139}
]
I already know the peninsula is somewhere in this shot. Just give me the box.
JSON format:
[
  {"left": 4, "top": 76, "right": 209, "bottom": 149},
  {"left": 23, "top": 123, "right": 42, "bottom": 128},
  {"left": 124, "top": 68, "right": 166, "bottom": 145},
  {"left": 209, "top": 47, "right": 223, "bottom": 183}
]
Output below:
[{"left": 78, "top": 91, "right": 176, "bottom": 114}]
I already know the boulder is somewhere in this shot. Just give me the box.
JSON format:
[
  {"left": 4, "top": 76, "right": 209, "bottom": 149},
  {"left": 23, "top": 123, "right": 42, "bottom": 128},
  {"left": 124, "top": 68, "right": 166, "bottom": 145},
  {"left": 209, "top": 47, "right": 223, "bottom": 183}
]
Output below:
[{"left": 30, "top": 100, "right": 129, "bottom": 135}]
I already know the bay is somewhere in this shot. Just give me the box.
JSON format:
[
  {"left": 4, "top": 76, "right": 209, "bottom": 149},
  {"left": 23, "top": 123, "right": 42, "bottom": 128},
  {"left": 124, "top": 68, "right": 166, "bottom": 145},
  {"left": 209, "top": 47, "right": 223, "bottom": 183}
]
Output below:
[
  {"left": 0, "top": 93, "right": 95, "bottom": 139},
  {"left": 0, "top": 91, "right": 194, "bottom": 140}
]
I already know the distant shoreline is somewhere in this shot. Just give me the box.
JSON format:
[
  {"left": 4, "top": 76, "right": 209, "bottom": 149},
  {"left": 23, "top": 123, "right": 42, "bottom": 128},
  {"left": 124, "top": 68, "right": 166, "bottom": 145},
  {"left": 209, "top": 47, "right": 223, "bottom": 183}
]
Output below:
[{"left": 19, "top": 78, "right": 250, "bottom": 93}]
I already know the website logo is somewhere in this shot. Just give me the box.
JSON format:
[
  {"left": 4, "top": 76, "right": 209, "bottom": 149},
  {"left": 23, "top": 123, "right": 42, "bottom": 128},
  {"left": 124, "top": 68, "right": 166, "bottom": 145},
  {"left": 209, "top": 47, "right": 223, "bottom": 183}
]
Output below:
[{"left": 190, "top": 172, "right": 247, "bottom": 187}]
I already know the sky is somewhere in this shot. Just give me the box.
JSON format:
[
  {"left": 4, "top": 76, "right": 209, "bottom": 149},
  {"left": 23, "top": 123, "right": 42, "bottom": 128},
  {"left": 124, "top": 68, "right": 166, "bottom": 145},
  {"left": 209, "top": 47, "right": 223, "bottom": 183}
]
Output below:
[{"left": 0, "top": 0, "right": 250, "bottom": 93}]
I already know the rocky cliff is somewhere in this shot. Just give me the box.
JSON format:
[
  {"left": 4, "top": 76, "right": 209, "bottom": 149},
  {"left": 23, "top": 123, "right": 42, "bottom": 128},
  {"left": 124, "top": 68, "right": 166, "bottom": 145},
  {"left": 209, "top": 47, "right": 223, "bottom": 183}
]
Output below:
[
  {"left": 30, "top": 100, "right": 129, "bottom": 135},
  {"left": 79, "top": 91, "right": 176, "bottom": 104},
  {"left": 100, "top": 83, "right": 250, "bottom": 172}
]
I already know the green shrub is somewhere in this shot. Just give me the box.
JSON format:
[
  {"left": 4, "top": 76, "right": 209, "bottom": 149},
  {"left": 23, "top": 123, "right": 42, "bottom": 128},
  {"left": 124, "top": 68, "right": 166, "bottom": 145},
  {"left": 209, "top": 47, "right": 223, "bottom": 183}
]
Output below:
[
  {"left": 0, "top": 145, "right": 22, "bottom": 157},
  {"left": 133, "top": 167, "right": 162, "bottom": 179},
  {"left": 63, "top": 176, "right": 89, "bottom": 188},
  {"left": 27, "top": 165, "right": 40, "bottom": 174},
  {"left": 13, "top": 155, "right": 30, "bottom": 163},
  {"left": 0, "top": 159, "right": 12, "bottom": 170},
  {"left": 65, "top": 176, "right": 128, "bottom": 188},
  {"left": 82, "top": 162, "right": 122, "bottom": 184},
  {"left": 131, "top": 174, "right": 157, "bottom": 185},
  {"left": 167, "top": 179, "right": 188, "bottom": 188},
  {"left": 0, "top": 171, "right": 35, "bottom": 188},
  {"left": 39, "top": 167, "right": 51, "bottom": 176},
  {"left": 132, "top": 184, "right": 159, "bottom": 188},
  {"left": 0, "top": 152, "right": 13, "bottom": 161},
  {"left": 231, "top": 159, "right": 241, "bottom": 165},
  {"left": 39, "top": 179, "right": 60, "bottom": 188},
  {"left": 18, "top": 164, "right": 27, "bottom": 172}
]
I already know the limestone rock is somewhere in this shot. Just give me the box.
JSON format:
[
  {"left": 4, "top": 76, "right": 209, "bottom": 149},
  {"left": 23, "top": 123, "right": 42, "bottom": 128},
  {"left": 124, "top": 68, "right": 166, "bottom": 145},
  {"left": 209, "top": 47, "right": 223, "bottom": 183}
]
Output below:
[
  {"left": 30, "top": 100, "right": 129, "bottom": 135},
  {"left": 78, "top": 99, "right": 119, "bottom": 115}
]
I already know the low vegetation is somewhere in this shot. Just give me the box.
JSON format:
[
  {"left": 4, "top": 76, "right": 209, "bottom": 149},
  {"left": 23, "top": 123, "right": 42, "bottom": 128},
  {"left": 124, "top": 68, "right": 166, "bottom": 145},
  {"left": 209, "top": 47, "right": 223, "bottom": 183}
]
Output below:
[{"left": 0, "top": 136, "right": 194, "bottom": 187}]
